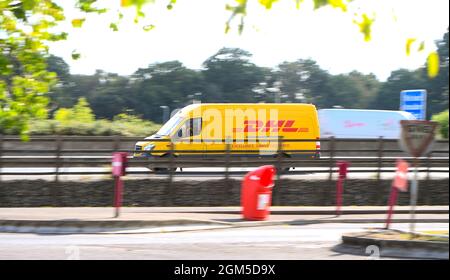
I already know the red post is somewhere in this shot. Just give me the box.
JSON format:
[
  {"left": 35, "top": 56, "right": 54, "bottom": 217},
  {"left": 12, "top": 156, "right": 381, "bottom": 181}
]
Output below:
[
  {"left": 114, "top": 176, "right": 123, "bottom": 218},
  {"left": 385, "top": 186, "right": 399, "bottom": 229},
  {"left": 336, "top": 177, "right": 343, "bottom": 216},
  {"left": 336, "top": 161, "right": 349, "bottom": 216},
  {"left": 112, "top": 152, "right": 128, "bottom": 218},
  {"left": 385, "top": 159, "right": 409, "bottom": 229}
]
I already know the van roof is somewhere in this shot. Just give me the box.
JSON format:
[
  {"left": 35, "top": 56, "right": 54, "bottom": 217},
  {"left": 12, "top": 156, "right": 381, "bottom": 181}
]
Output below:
[{"left": 184, "top": 103, "right": 316, "bottom": 110}]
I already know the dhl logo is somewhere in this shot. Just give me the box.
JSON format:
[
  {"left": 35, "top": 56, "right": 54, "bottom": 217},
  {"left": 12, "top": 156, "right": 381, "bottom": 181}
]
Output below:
[{"left": 233, "top": 120, "right": 309, "bottom": 133}]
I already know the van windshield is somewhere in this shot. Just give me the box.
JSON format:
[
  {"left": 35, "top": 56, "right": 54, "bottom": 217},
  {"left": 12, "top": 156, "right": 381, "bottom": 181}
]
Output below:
[{"left": 156, "top": 116, "right": 184, "bottom": 136}]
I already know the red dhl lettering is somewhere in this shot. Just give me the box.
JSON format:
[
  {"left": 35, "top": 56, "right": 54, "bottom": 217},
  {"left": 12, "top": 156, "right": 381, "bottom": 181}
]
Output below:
[{"left": 233, "top": 120, "right": 309, "bottom": 133}]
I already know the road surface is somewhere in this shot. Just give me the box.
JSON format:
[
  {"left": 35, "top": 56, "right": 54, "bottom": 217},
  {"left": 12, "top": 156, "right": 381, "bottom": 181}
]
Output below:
[{"left": 0, "top": 223, "right": 447, "bottom": 260}]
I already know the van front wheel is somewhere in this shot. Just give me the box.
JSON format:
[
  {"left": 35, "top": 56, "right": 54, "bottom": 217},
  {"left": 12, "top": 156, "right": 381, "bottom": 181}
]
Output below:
[
  {"left": 151, "top": 154, "right": 177, "bottom": 174},
  {"left": 152, "top": 167, "right": 177, "bottom": 174}
]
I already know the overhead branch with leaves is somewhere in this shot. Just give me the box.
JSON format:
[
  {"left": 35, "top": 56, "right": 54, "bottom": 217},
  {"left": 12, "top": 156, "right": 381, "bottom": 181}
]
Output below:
[
  {"left": 0, "top": 0, "right": 443, "bottom": 139},
  {"left": 0, "top": 0, "right": 67, "bottom": 139}
]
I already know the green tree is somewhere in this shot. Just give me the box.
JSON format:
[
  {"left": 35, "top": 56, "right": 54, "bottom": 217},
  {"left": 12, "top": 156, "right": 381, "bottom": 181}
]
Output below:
[
  {"left": 72, "top": 97, "right": 95, "bottom": 123},
  {"left": 203, "top": 48, "right": 265, "bottom": 102},
  {"left": 326, "top": 71, "right": 380, "bottom": 109},
  {"left": 86, "top": 70, "right": 132, "bottom": 119},
  {"left": 0, "top": 0, "right": 66, "bottom": 138},
  {"left": 46, "top": 55, "right": 71, "bottom": 83},
  {"left": 46, "top": 55, "right": 72, "bottom": 113},
  {"left": 130, "top": 61, "right": 205, "bottom": 122},
  {"left": 371, "top": 69, "right": 425, "bottom": 111},
  {"left": 54, "top": 97, "right": 94, "bottom": 124},
  {"left": 370, "top": 30, "right": 448, "bottom": 117},
  {"left": 54, "top": 108, "right": 74, "bottom": 124},
  {"left": 274, "top": 59, "right": 332, "bottom": 105},
  {"left": 432, "top": 110, "right": 449, "bottom": 139},
  {"left": 424, "top": 30, "right": 449, "bottom": 117}
]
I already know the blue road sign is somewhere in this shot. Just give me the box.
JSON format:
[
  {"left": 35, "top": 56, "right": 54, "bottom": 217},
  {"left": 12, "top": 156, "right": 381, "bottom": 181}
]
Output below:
[{"left": 400, "top": 89, "right": 427, "bottom": 120}]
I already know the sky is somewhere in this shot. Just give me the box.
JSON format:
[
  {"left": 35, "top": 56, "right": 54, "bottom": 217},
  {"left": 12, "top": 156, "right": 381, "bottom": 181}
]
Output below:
[{"left": 49, "top": 0, "right": 449, "bottom": 81}]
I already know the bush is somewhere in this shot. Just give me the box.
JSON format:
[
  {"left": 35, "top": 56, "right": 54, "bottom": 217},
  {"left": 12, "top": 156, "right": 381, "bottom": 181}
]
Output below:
[
  {"left": 54, "top": 98, "right": 95, "bottom": 124},
  {"left": 111, "top": 113, "right": 160, "bottom": 136},
  {"left": 6, "top": 98, "right": 161, "bottom": 137},
  {"left": 27, "top": 115, "right": 160, "bottom": 136},
  {"left": 432, "top": 110, "right": 449, "bottom": 139}
]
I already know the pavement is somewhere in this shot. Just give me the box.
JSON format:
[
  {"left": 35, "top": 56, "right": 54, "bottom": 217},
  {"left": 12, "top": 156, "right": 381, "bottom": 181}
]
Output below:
[
  {"left": 0, "top": 206, "right": 448, "bottom": 234},
  {"left": 338, "top": 229, "right": 449, "bottom": 259}
]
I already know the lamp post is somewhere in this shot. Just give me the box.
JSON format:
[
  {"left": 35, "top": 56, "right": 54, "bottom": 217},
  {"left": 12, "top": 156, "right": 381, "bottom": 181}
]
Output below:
[
  {"left": 266, "top": 81, "right": 282, "bottom": 103},
  {"left": 160, "top": 105, "right": 169, "bottom": 123},
  {"left": 193, "top": 92, "right": 202, "bottom": 104},
  {"left": 295, "top": 92, "right": 305, "bottom": 103},
  {"left": 266, "top": 87, "right": 281, "bottom": 103}
]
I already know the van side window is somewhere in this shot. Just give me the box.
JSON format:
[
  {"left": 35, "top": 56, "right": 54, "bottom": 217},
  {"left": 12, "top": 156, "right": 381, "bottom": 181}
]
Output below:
[
  {"left": 178, "top": 118, "right": 202, "bottom": 138},
  {"left": 190, "top": 117, "right": 202, "bottom": 137}
]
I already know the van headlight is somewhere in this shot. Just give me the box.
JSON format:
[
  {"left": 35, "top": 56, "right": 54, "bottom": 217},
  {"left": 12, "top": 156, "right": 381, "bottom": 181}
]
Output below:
[{"left": 144, "top": 144, "right": 155, "bottom": 151}]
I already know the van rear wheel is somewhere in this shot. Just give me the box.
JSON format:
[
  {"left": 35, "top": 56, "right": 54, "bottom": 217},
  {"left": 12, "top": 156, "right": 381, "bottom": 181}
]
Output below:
[
  {"left": 275, "top": 154, "right": 291, "bottom": 174},
  {"left": 276, "top": 167, "right": 291, "bottom": 174}
]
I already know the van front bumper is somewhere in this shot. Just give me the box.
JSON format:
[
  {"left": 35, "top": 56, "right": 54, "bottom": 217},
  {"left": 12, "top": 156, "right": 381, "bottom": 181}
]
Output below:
[
  {"left": 133, "top": 150, "right": 155, "bottom": 158},
  {"left": 133, "top": 144, "right": 154, "bottom": 158}
]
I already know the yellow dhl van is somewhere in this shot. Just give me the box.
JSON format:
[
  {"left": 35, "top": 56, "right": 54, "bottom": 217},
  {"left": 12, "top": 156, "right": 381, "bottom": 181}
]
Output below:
[{"left": 134, "top": 103, "right": 320, "bottom": 162}]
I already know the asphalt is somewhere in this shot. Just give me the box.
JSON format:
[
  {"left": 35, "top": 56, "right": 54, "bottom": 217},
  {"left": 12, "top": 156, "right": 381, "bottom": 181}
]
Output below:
[{"left": 0, "top": 206, "right": 448, "bottom": 234}]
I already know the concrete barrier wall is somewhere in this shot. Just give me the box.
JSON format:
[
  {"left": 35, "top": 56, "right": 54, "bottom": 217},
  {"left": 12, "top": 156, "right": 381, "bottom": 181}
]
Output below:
[
  {"left": 3, "top": 138, "right": 449, "bottom": 157},
  {"left": 0, "top": 178, "right": 447, "bottom": 207},
  {"left": 2, "top": 139, "right": 137, "bottom": 156}
]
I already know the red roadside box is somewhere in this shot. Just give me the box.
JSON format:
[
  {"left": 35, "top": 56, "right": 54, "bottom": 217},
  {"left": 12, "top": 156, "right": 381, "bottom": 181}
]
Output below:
[
  {"left": 112, "top": 152, "right": 128, "bottom": 177},
  {"left": 337, "top": 161, "right": 349, "bottom": 179},
  {"left": 241, "top": 165, "right": 276, "bottom": 221}
]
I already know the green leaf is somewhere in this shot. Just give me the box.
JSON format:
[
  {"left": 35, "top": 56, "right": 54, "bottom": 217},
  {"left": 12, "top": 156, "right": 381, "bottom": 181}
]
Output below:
[
  {"left": 328, "top": 0, "right": 347, "bottom": 12},
  {"left": 11, "top": 3, "right": 26, "bottom": 21},
  {"left": 225, "top": 23, "right": 231, "bottom": 34},
  {"left": 354, "top": 14, "right": 374, "bottom": 42},
  {"left": 20, "top": 133, "right": 30, "bottom": 142},
  {"left": 313, "top": 0, "right": 328, "bottom": 10},
  {"left": 235, "top": 0, "right": 248, "bottom": 5},
  {"left": 406, "top": 38, "right": 416, "bottom": 56},
  {"left": 78, "top": 0, "right": 107, "bottom": 13},
  {"left": 167, "top": 0, "right": 177, "bottom": 10},
  {"left": 121, "top": 0, "right": 134, "bottom": 7},
  {"left": 110, "top": 22, "right": 119, "bottom": 31},
  {"left": 137, "top": 11, "right": 146, "bottom": 18},
  {"left": 238, "top": 17, "right": 244, "bottom": 34},
  {"left": 427, "top": 51, "right": 440, "bottom": 78},
  {"left": 258, "top": 0, "right": 279, "bottom": 9},
  {"left": 418, "top": 41, "right": 425, "bottom": 52},
  {"left": 71, "top": 51, "right": 81, "bottom": 60},
  {"left": 143, "top": 24, "right": 155, "bottom": 31},
  {"left": 71, "top": 18, "right": 86, "bottom": 28}
]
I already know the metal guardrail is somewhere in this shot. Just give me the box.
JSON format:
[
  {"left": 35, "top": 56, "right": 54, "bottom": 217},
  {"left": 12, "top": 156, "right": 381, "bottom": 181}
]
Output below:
[{"left": 0, "top": 136, "right": 448, "bottom": 184}]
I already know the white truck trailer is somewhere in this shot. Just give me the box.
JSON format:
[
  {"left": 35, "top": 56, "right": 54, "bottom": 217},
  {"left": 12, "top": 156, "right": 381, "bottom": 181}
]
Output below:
[{"left": 318, "top": 109, "right": 416, "bottom": 139}]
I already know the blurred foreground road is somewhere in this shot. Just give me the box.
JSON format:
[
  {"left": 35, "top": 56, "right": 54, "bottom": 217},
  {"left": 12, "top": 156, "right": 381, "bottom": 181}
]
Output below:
[{"left": 0, "top": 223, "right": 447, "bottom": 260}]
